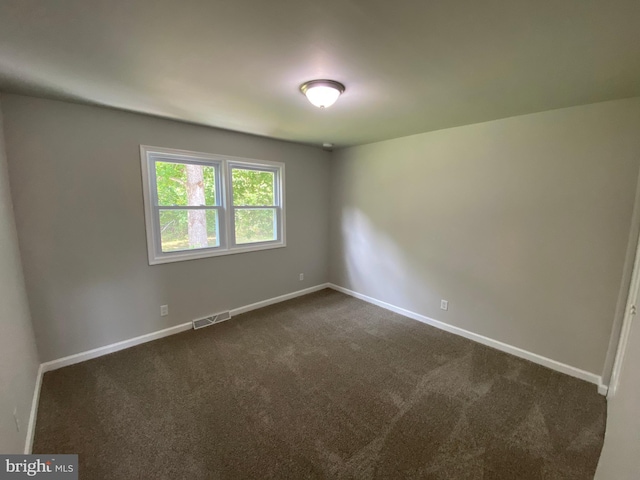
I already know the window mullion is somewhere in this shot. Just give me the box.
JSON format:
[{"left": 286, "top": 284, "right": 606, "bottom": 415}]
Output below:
[
  {"left": 223, "top": 159, "right": 234, "bottom": 249},
  {"left": 155, "top": 206, "right": 221, "bottom": 210},
  {"left": 232, "top": 205, "right": 276, "bottom": 209}
]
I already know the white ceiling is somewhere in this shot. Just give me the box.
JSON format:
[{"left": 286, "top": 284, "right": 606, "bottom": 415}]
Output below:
[{"left": 1, "top": 0, "right": 639, "bottom": 147}]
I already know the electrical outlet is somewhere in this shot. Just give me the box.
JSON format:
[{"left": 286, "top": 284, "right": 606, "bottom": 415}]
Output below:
[
  {"left": 299, "top": 273, "right": 304, "bottom": 281},
  {"left": 13, "top": 407, "right": 20, "bottom": 432},
  {"left": 440, "top": 299, "right": 449, "bottom": 311},
  {"left": 160, "top": 305, "right": 169, "bottom": 317}
]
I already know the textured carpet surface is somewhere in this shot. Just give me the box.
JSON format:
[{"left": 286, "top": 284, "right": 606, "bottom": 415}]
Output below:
[{"left": 34, "top": 289, "right": 606, "bottom": 479}]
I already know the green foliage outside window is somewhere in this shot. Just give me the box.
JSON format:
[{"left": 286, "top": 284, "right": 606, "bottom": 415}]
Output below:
[
  {"left": 231, "top": 169, "right": 274, "bottom": 205},
  {"left": 232, "top": 168, "right": 276, "bottom": 244},
  {"left": 155, "top": 162, "right": 277, "bottom": 251},
  {"left": 156, "top": 162, "right": 216, "bottom": 206},
  {"left": 156, "top": 162, "right": 217, "bottom": 251}
]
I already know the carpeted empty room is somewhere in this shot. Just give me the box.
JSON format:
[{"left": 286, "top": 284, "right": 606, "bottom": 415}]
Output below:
[
  {"left": 34, "top": 290, "right": 605, "bottom": 479},
  {"left": 3, "top": 3, "right": 640, "bottom": 479}
]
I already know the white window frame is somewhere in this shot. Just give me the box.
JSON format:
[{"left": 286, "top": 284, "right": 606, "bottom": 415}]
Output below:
[{"left": 140, "top": 145, "right": 286, "bottom": 265}]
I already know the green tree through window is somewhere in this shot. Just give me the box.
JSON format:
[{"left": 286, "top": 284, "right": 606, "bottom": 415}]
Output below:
[
  {"left": 155, "top": 162, "right": 217, "bottom": 251},
  {"left": 142, "top": 146, "right": 284, "bottom": 264},
  {"left": 232, "top": 168, "right": 276, "bottom": 244}
]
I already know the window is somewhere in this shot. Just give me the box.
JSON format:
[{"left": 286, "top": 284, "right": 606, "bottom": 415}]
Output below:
[{"left": 140, "top": 146, "right": 285, "bottom": 264}]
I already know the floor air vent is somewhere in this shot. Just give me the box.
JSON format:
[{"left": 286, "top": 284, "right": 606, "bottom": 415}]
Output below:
[{"left": 193, "top": 311, "right": 231, "bottom": 330}]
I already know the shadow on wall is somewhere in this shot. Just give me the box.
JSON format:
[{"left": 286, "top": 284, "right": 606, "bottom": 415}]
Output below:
[
  {"left": 343, "top": 207, "right": 419, "bottom": 309},
  {"left": 328, "top": 98, "right": 640, "bottom": 378},
  {"left": 340, "top": 206, "right": 524, "bottom": 338},
  {"left": 333, "top": 150, "right": 616, "bottom": 371}
]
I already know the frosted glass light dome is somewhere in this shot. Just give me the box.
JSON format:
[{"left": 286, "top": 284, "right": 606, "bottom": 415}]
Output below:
[{"left": 300, "top": 80, "right": 345, "bottom": 108}]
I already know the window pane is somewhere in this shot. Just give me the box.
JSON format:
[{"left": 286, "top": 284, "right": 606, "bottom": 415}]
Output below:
[
  {"left": 155, "top": 161, "right": 217, "bottom": 206},
  {"left": 235, "top": 208, "right": 276, "bottom": 244},
  {"left": 232, "top": 168, "right": 275, "bottom": 206},
  {"left": 159, "top": 209, "right": 219, "bottom": 252}
]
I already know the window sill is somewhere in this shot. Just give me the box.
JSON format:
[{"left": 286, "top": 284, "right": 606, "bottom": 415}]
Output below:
[{"left": 148, "top": 241, "right": 286, "bottom": 265}]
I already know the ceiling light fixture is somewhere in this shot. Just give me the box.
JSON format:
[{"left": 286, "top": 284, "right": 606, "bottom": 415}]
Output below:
[{"left": 300, "top": 79, "right": 345, "bottom": 109}]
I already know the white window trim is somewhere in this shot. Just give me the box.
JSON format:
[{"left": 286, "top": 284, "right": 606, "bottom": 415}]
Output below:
[{"left": 140, "top": 145, "right": 286, "bottom": 265}]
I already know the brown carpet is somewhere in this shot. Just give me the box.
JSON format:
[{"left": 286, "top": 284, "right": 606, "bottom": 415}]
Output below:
[{"left": 34, "top": 289, "right": 606, "bottom": 479}]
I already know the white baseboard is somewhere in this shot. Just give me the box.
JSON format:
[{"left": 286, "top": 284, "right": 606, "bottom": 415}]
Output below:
[
  {"left": 230, "top": 283, "right": 330, "bottom": 316},
  {"left": 598, "top": 383, "right": 609, "bottom": 396},
  {"left": 27, "top": 280, "right": 605, "bottom": 449},
  {"left": 41, "top": 283, "right": 330, "bottom": 374},
  {"left": 24, "top": 364, "right": 44, "bottom": 454},
  {"left": 328, "top": 283, "right": 607, "bottom": 393},
  {"left": 40, "top": 321, "right": 194, "bottom": 373},
  {"left": 27, "top": 283, "right": 331, "bottom": 449}
]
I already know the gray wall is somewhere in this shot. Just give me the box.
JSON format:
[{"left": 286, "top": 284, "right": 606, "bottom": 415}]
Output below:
[
  {"left": 329, "top": 97, "right": 640, "bottom": 376},
  {"left": 595, "top": 314, "right": 640, "bottom": 478},
  {"left": 0, "top": 95, "right": 39, "bottom": 453},
  {"left": 1, "top": 95, "right": 331, "bottom": 362}
]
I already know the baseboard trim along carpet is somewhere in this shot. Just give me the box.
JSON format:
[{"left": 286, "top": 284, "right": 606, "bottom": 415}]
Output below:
[
  {"left": 33, "top": 288, "right": 608, "bottom": 478},
  {"left": 25, "top": 283, "right": 330, "bottom": 452},
  {"left": 39, "top": 283, "right": 331, "bottom": 374},
  {"left": 24, "top": 364, "right": 44, "bottom": 454},
  {"left": 26, "top": 281, "right": 607, "bottom": 453},
  {"left": 327, "top": 283, "right": 608, "bottom": 396}
]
